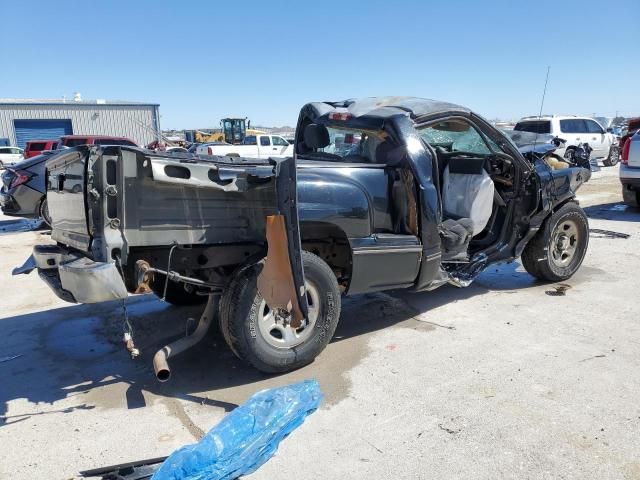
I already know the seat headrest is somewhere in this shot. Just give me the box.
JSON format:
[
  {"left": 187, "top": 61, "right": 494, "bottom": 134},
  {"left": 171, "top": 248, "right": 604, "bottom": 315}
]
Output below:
[
  {"left": 304, "top": 124, "right": 330, "bottom": 149},
  {"left": 447, "top": 156, "right": 486, "bottom": 175},
  {"left": 375, "top": 141, "right": 405, "bottom": 166}
]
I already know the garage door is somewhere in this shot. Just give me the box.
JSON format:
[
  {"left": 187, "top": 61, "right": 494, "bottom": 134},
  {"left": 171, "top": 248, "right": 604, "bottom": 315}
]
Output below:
[{"left": 14, "top": 119, "right": 73, "bottom": 148}]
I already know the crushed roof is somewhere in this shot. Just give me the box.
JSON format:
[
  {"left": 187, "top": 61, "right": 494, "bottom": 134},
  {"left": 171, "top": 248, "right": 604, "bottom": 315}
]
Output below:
[{"left": 322, "top": 96, "right": 470, "bottom": 119}]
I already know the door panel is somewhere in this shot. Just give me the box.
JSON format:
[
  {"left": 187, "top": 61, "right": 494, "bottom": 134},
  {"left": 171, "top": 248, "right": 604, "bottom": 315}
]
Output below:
[
  {"left": 348, "top": 235, "right": 422, "bottom": 294},
  {"left": 585, "top": 119, "right": 606, "bottom": 156},
  {"left": 258, "top": 135, "right": 271, "bottom": 158},
  {"left": 271, "top": 136, "right": 290, "bottom": 156},
  {"left": 559, "top": 119, "right": 582, "bottom": 147}
]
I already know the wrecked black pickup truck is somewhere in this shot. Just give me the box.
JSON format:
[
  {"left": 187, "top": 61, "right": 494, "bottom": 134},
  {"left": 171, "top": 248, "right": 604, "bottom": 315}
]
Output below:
[{"left": 16, "top": 97, "right": 591, "bottom": 377}]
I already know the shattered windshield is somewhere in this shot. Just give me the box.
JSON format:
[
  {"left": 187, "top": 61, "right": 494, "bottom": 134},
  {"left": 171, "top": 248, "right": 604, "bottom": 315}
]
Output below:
[{"left": 417, "top": 120, "right": 493, "bottom": 154}]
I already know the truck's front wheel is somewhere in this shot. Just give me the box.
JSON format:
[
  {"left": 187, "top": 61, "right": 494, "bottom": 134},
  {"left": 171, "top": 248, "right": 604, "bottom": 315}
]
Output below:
[
  {"left": 219, "top": 251, "right": 341, "bottom": 373},
  {"left": 521, "top": 202, "right": 589, "bottom": 282}
]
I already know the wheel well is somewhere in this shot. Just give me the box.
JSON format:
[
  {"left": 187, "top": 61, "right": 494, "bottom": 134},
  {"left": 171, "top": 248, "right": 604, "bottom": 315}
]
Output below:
[
  {"left": 36, "top": 195, "right": 46, "bottom": 214},
  {"left": 538, "top": 198, "right": 580, "bottom": 232},
  {"left": 552, "top": 197, "right": 578, "bottom": 213},
  {"left": 300, "top": 221, "right": 351, "bottom": 290}
]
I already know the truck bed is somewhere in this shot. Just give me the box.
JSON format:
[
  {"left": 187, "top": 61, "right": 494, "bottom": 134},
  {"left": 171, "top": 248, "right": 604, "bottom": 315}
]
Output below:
[{"left": 46, "top": 146, "right": 294, "bottom": 263}]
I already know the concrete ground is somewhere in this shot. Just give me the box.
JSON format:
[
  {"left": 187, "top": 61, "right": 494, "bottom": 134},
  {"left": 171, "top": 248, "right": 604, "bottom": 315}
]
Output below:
[{"left": 1, "top": 165, "right": 639, "bottom": 479}]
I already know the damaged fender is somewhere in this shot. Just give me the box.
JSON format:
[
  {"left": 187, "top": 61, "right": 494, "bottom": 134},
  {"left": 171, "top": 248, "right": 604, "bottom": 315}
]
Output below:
[{"left": 257, "top": 157, "right": 309, "bottom": 328}]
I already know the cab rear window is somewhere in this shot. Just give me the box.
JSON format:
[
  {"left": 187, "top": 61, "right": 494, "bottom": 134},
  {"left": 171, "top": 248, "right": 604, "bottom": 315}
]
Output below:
[{"left": 514, "top": 121, "right": 551, "bottom": 134}]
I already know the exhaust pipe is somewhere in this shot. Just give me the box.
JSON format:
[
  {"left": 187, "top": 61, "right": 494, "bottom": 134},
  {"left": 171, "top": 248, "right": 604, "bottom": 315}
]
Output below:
[{"left": 153, "top": 293, "right": 219, "bottom": 382}]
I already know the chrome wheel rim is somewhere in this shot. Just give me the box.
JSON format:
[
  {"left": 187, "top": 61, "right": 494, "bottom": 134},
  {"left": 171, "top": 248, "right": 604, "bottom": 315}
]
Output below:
[
  {"left": 551, "top": 219, "right": 580, "bottom": 267},
  {"left": 257, "top": 281, "right": 319, "bottom": 349}
]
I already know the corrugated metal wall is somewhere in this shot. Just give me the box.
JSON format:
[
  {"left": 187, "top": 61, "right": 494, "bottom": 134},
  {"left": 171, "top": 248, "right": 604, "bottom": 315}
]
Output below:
[
  {"left": 14, "top": 119, "right": 73, "bottom": 148},
  {"left": 0, "top": 103, "right": 160, "bottom": 147}
]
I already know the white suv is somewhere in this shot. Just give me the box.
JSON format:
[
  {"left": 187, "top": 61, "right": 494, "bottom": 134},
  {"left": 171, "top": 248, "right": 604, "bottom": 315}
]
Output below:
[{"left": 514, "top": 116, "right": 619, "bottom": 166}]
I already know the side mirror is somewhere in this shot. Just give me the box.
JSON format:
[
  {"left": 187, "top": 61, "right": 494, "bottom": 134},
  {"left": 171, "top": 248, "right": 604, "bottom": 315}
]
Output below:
[{"left": 606, "top": 128, "right": 613, "bottom": 133}]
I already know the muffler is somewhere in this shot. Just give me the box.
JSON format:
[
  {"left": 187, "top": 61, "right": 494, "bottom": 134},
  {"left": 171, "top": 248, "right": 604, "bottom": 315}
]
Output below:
[{"left": 153, "top": 293, "right": 219, "bottom": 382}]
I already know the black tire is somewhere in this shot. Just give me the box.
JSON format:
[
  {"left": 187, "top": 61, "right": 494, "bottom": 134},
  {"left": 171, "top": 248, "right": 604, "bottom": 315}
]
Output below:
[
  {"left": 521, "top": 202, "right": 589, "bottom": 282},
  {"left": 219, "top": 250, "right": 341, "bottom": 373},
  {"left": 563, "top": 148, "right": 576, "bottom": 163},
  {"left": 603, "top": 146, "right": 619, "bottom": 167},
  {"left": 622, "top": 185, "right": 640, "bottom": 208},
  {"left": 38, "top": 197, "right": 52, "bottom": 227},
  {"left": 149, "top": 277, "right": 207, "bottom": 305}
]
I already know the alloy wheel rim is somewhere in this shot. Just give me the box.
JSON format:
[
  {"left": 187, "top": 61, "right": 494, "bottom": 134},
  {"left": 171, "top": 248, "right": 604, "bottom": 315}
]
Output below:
[
  {"left": 550, "top": 219, "right": 579, "bottom": 267},
  {"left": 257, "top": 281, "right": 319, "bottom": 349}
]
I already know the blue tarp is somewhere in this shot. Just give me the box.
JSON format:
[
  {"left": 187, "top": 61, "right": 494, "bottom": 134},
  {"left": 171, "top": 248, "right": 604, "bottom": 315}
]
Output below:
[{"left": 151, "top": 380, "right": 322, "bottom": 480}]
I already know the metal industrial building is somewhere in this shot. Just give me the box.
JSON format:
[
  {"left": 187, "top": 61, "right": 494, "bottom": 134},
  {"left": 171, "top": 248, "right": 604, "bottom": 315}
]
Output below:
[{"left": 0, "top": 97, "right": 160, "bottom": 148}]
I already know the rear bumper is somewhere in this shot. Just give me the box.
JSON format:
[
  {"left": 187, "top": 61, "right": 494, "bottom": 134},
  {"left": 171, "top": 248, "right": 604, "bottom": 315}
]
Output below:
[
  {"left": 0, "top": 185, "right": 42, "bottom": 217},
  {"left": 620, "top": 164, "right": 640, "bottom": 189},
  {"left": 15, "top": 245, "right": 128, "bottom": 303},
  {"left": 0, "top": 191, "right": 20, "bottom": 214}
]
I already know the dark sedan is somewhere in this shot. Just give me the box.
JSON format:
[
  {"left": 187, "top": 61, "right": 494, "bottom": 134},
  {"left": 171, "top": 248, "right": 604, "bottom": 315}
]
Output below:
[{"left": 0, "top": 151, "right": 56, "bottom": 226}]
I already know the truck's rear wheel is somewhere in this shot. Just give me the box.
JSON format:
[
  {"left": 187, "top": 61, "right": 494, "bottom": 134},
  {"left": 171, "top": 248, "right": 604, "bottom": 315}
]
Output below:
[
  {"left": 521, "top": 202, "right": 589, "bottom": 282},
  {"left": 219, "top": 251, "right": 341, "bottom": 373}
]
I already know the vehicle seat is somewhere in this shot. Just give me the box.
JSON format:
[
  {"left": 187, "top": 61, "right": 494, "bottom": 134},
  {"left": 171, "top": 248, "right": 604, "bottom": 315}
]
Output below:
[
  {"left": 374, "top": 141, "right": 417, "bottom": 235},
  {"left": 375, "top": 140, "right": 405, "bottom": 166},
  {"left": 441, "top": 157, "right": 495, "bottom": 236},
  {"left": 440, "top": 218, "right": 474, "bottom": 261},
  {"left": 304, "top": 124, "right": 330, "bottom": 150}
]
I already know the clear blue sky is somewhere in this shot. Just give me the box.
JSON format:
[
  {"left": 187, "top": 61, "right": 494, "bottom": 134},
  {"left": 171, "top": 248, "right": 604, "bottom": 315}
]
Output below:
[{"left": 2, "top": 0, "right": 638, "bottom": 129}]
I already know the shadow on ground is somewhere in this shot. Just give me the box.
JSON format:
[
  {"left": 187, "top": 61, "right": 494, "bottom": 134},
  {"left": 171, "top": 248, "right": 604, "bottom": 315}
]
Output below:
[
  {"left": 0, "top": 262, "right": 546, "bottom": 425},
  {"left": 584, "top": 202, "right": 640, "bottom": 222},
  {"left": 0, "top": 217, "right": 46, "bottom": 235}
]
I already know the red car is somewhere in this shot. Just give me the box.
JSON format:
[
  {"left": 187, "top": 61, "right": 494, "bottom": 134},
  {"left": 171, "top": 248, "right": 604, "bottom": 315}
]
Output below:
[
  {"left": 24, "top": 140, "right": 58, "bottom": 158},
  {"left": 59, "top": 135, "right": 138, "bottom": 147},
  {"left": 619, "top": 117, "right": 640, "bottom": 155}
]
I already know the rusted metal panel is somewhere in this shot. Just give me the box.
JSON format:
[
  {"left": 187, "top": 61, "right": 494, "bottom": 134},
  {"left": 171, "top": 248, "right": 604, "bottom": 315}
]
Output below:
[{"left": 257, "top": 214, "right": 305, "bottom": 328}]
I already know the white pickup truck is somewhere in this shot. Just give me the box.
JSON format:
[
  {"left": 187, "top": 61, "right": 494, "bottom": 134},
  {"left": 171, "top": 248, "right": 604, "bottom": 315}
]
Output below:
[{"left": 196, "top": 134, "right": 293, "bottom": 158}]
